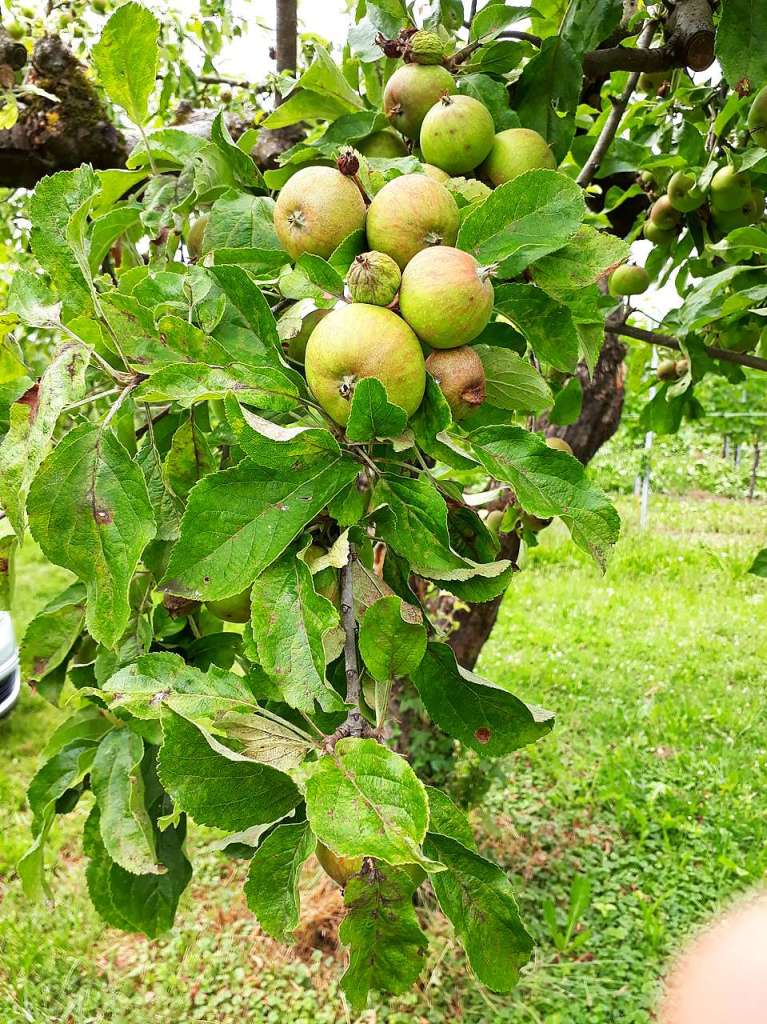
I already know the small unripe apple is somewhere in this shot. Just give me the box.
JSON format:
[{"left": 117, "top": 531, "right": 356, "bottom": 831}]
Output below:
[
  {"left": 667, "top": 171, "right": 705, "bottom": 213},
  {"left": 711, "top": 187, "right": 763, "bottom": 234},
  {"left": 399, "top": 246, "right": 493, "bottom": 349},
  {"left": 643, "top": 219, "right": 676, "bottom": 244},
  {"left": 383, "top": 63, "right": 456, "bottom": 140},
  {"left": 747, "top": 84, "right": 767, "bottom": 147},
  {"left": 357, "top": 130, "right": 408, "bottom": 159},
  {"left": 304, "top": 303, "right": 426, "bottom": 425},
  {"left": 425, "top": 346, "right": 486, "bottom": 420},
  {"left": 207, "top": 587, "right": 252, "bottom": 623},
  {"left": 608, "top": 265, "right": 650, "bottom": 297},
  {"left": 365, "top": 173, "right": 459, "bottom": 269},
  {"left": 347, "top": 251, "right": 401, "bottom": 306},
  {"left": 545, "top": 436, "right": 573, "bottom": 455},
  {"left": 485, "top": 509, "right": 504, "bottom": 536},
  {"left": 480, "top": 127, "right": 556, "bottom": 186},
  {"left": 6, "top": 20, "right": 24, "bottom": 39},
  {"left": 277, "top": 300, "right": 330, "bottom": 363},
  {"left": 420, "top": 163, "right": 450, "bottom": 182},
  {"left": 274, "top": 166, "right": 367, "bottom": 261},
  {"left": 710, "top": 166, "right": 752, "bottom": 212},
  {"left": 638, "top": 71, "right": 666, "bottom": 94},
  {"left": 315, "top": 841, "right": 363, "bottom": 886},
  {"left": 650, "top": 195, "right": 682, "bottom": 230},
  {"left": 420, "top": 95, "right": 495, "bottom": 175},
  {"left": 656, "top": 359, "right": 679, "bottom": 381}
]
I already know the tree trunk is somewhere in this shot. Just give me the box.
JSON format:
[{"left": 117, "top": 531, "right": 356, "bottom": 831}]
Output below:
[
  {"left": 447, "top": 329, "right": 627, "bottom": 671},
  {"left": 274, "top": 0, "right": 298, "bottom": 104}
]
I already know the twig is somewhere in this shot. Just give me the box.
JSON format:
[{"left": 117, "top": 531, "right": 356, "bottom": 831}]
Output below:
[
  {"left": 340, "top": 544, "right": 365, "bottom": 737},
  {"left": 469, "top": 0, "right": 479, "bottom": 21},
  {"left": 577, "top": 20, "right": 657, "bottom": 188},
  {"left": 136, "top": 404, "right": 172, "bottom": 439},
  {"left": 498, "top": 30, "right": 542, "bottom": 46},
  {"left": 612, "top": 321, "right": 767, "bottom": 373},
  {"left": 65, "top": 387, "right": 120, "bottom": 412},
  {"left": 198, "top": 74, "right": 253, "bottom": 89},
  {"left": 102, "top": 383, "right": 136, "bottom": 428}
]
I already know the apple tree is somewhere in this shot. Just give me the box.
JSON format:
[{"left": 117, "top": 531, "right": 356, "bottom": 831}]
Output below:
[{"left": 1, "top": 0, "right": 766, "bottom": 1010}]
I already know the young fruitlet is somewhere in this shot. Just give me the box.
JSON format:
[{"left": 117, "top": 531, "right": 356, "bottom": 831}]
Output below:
[
  {"left": 357, "top": 130, "right": 408, "bottom": 158},
  {"left": 485, "top": 509, "right": 505, "bottom": 536},
  {"left": 667, "top": 171, "right": 705, "bottom": 213},
  {"left": 278, "top": 301, "right": 330, "bottom": 363},
  {"left": 650, "top": 196, "right": 682, "bottom": 231},
  {"left": 186, "top": 213, "right": 209, "bottom": 260},
  {"left": 643, "top": 219, "right": 676, "bottom": 244},
  {"left": 638, "top": 71, "right": 667, "bottom": 94},
  {"left": 748, "top": 84, "right": 767, "bottom": 147},
  {"left": 399, "top": 247, "right": 494, "bottom": 349},
  {"left": 609, "top": 265, "right": 650, "bottom": 297},
  {"left": 480, "top": 127, "right": 556, "bottom": 186},
  {"left": 545, "top": 436, "right": 573, "bottom": 455},
  {"left": 420, "top": 94, "right": 495, "bottom": 175},
  {"left": 710, "top": 166, "right": 752, "bottom": 212},
  {"left": 347, "top": 251, "right": 401, "bottom": 306},
  {"left": 405, "top": 30, "right": 446, "bottom": 65},
  {"left": 304, "top": 303, "right": 426, "bottom": 425},
  {"left": 383, "top": 63, "right": 456, "bottom": 140},
  {"left": 207, "top": 587, "right": 252, "bottom": 623},
  {"left": 711, "top": 188, "right": 763, "bottom": 234},
  {"left": 274, "top": 166, "right": 367, "bottom": 261},
  {"left": 425, "top": 346, "right": 486, "bottom": 420},
  {"left": 366, "top": 173, "right": 459, "bottom": 269}
]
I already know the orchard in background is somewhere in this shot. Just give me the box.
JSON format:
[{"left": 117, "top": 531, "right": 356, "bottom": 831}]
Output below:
[{"left": 1, "top": 0, "right": 766, "bottom": 1010}]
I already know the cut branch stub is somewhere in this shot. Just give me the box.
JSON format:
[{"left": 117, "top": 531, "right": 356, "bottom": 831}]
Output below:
[{"left": 0, "top": 27, "right": 28, "bottom": 70}]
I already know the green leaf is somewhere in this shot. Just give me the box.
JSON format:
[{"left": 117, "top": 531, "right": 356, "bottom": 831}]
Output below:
[
  {"left": 7, "top": 270, "right": 61, "bottom": 327},
  {"left": 244, "top": 822, "right": 315, "bottom": 941},
  {"left": 550, "top": 376, "right": 583, "bottom": 426},
  {"left": 84, "top": 774, "right": 192, "bottom": 939},
  {"left": 470, "top": 5, "right": 531, "bottom": 40},
  {"left": 133, "top": 361, "right": 300, "bottom": 410},
  {"left": 29, "top": 167, "right": 99, "bottom": 319},
  {"left": 345, "top": 378, "right": 409, "bottom": 442},
  {"left": 339, "top": 864, "right": 428, "bottom": 1011},
  {"left": 494, "top": 283, "right": 580, "bottom": 372},
  {"left": 0, "top": 342, "right": 89, "bottom": 538},
  {"left": 469, "top": 425, "right": 620, "bottom": 569},
  {"left": 204, "top": 192, "right": 279, "bottom": 253},
  {"left": 158, "top": 708, "right": 301, "bottom": 831},
  {"left": 373, "top": 474, "right": 510, "bottom": 583},
  {"left": 457, "top": 170, "right": 584, "bottom": 277},
  {"left": 513, "top": 36, "right": 581, "bottom": 163},
  {"left": 748, "top": 547, "right": 767, "bottom": 577},
  {"left": 28, "top": 423, "right": 157, "bottom": 648},
  {"left": 359, "top": 595, "right": 427, "bottom": 683},
  {"left": 161, "top": 455, "right": 359, "bottom": 601},
  {"left": 716, "top": 0, "right": 767, "bottom": 89},
  {"left": 531, "top": 225, "right": 629, "bottom": 298},
  {"left": 224, "top": 394, "right": 339, "bottom": 467},
  {"left": 424, "top": 833, "right": 533, "bottom": 991},
  {"left": 305, "top": 738, "right": 435, "bottom": 869},
  {"left": 210, "top": 112, "right": 266, "bottom": 191},
  {"left": 162, "top": 418, "right": 217, "bottom": 500},
  {"left": 0, "top": 534, "right": 16, "bottom": 610},
  {"left": 20, "top": 583, "right": 86, "bottom": 682},
  {"left": 89, "top": 204, "right": 143, "bottom": 274},
  {"left": 561, "top": 0, "right": 623, "bottom": 57},
  {"left": 475, "top": 345, "right": 553, "bottom": 411},
  {"left": 216, "top": 710, "right": 314, "bottom": 772},
  {"left": 279, "top": 253, "right": 345, "bottom": 303},
  {"left": 103, "top": 652, "right": 257, "bottom": 722},
  {"left": 208, "top": 265, "right": 282, "bottom": 357},
  {"left": 93, "top": 1, "right": 159, "bottom": 125},
  {"left": 426, "top": 787, "right": 477, "bottom": 851},
  {"left": 412, "top": 643, "right": 554, "bottom": 757},
  {"left": 136, "top": 439, "right": 182, "bottom": 542},
  {"left": 91, "top": 730, "right": 160, "bottom": 875},
  {"left": 263, "top": 45, "right": 363, "bottom": 129},
  {"left": 249, "top": 547, "right": 345, "bottom": 714}
]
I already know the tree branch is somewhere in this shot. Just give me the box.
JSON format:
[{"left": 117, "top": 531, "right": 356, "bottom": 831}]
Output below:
[
  {"left": 613, "top": 322, "right": 767, "bottom": 373},
  {"left": 339, "top": 544, "right": 366, "bottom": 739},
  {"left": 498, "top": 30, "right": 542, "bottom": 46},
  {"left": 577, "top": 20, "right": 657, "bottom": 188},
  {"left": 275, "top": 0, "right": 297, "bottom": 105}
]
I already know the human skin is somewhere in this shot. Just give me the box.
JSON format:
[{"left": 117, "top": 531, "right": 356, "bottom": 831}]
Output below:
[{"left": 659, "top": 892, "right": 767, "bottom": 1024}]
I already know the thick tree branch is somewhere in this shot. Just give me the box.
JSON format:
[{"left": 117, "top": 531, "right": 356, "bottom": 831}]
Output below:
[
  {"left": 274, "top": 0, "right": 297, "bottom": 106},
  {"left": 613, "top": 322, "right": 767, "bottom": 373},
  {"left": 578, "top": 20, "right": 657, "bottom": 188}
]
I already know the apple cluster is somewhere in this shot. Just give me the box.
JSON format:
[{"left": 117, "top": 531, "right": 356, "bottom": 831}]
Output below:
[{"left": 268, "top": 53, "right": 558, "bottom": 430}]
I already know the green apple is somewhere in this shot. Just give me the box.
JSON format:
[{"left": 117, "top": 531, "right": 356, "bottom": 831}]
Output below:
[
  {"left": 304, "top": 303, "right": 426, "bottom": 425},
  {"left": 650, "top": 195, "right": 682, "bottom": 230},
  {"left": 480, "top": 127, "right": 556, "bottom": 186},
  {"left": 365, "top": 173, "right": 459, "bottom": 269},
  {"left": 274, "top": 166, "right": 367, "bottom": 261},
  {"left": 186, "top": 213, "right": 209, "bottom": 260},
  {"left": 667, "top": 171, "right": 705, "bottom": 212},
  {"left": 383, "top": 63, "right": 456, "bottom": 140},
  {"left": 710, "top": 166, "right": 752, "bottom": 212},
  {"left": 207, "top": 587, "right": 252, "bottom": 623},
  {"left": 608, "top": 265, "right": 650, "bottom": 297},
  {"left": 277, "top": 300, "right": 330, "bottom": 363},
  {"left": 748, "top": 85, "right": 767, "bottom": 147},
  {"left": 399, "top": 246, "right": 494, "bottom": 349},
  {"left": 419, "top": 94, "right": 495, "bottom": 175},
  {"left": 357, "top": 130, "right": 408, "bottom": 158},
  {"left": 643, "top": 219, "right": 676, "bottom": 244}
]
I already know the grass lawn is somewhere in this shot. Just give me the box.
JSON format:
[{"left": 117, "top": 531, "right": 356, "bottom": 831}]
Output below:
[{"left": 1, "top": 494, "right": 765, "bottom": 1023}]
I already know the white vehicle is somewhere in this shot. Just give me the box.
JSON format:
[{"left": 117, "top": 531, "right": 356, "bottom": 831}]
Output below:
[{"left": 0, "top": 612, "right": 21, "bottom": 718}]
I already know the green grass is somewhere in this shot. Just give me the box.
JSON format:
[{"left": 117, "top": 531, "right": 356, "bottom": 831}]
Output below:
[{"left": 1, "top": 495, "right": 766, "bottom": 1023}]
